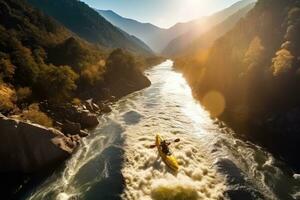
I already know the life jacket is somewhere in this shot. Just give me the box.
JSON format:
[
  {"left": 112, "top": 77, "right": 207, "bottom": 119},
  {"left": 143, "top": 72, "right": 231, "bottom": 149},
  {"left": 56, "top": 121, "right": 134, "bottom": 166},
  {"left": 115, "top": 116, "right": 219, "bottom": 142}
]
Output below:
[{"left": 161, "top": 141, "right": 170, "bottom": 155}]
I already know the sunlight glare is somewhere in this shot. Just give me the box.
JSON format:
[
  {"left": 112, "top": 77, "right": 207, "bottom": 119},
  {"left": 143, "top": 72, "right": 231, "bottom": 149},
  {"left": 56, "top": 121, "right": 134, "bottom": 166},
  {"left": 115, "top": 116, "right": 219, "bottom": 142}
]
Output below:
[
  {"left": 161, "top": 64, "right": 208, "bottom": 124},
  {"left": 201, "top": 91, "right": 226, "bottom": 117}
]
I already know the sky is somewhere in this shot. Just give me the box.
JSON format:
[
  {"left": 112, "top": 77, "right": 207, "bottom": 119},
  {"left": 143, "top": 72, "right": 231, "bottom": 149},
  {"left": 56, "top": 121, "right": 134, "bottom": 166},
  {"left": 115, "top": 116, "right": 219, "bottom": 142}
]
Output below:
[{"left": 82, "top": 0, "right": 241, "bottom": 28}]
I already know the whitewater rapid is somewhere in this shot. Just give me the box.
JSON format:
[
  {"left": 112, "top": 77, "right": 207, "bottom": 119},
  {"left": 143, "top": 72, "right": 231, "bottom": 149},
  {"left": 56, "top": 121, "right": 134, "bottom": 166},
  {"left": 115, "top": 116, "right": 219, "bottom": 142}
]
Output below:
[{"left": 26, "top": 60, "right": 300, "bottom": 200}]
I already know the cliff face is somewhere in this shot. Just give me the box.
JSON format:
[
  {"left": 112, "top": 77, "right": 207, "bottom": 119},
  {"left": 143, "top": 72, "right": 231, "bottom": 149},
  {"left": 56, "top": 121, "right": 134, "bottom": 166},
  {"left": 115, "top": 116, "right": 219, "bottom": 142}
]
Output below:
[{"left": 176, "top": 0, "right": 300, "bottom": 170}]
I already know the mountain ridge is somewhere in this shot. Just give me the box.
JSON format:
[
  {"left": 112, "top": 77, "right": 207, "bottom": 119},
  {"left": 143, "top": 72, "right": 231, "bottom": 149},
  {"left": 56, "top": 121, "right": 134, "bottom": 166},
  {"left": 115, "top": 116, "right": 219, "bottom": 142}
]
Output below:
[
  {"left": 162, "top": 0, "right": 256, "bottom": 56},
  {"left": 163, "top": 2, "right": 256, "bottom": 56},
  {"left": 98, "top": 0, "right": 256, "bottom": 53},
  {"left": 174, "top": 0, "right": 300, "bottom": 171},
  {"left": 27, "top": 0, "right": 153, "bottom": 55}
]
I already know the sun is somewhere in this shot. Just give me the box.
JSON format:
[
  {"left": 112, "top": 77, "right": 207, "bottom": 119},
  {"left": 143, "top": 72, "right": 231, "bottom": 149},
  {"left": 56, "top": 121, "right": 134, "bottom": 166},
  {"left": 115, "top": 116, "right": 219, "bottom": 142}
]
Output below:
[{"left": 175, "top": 0, "right": 213, "bottom": 23}]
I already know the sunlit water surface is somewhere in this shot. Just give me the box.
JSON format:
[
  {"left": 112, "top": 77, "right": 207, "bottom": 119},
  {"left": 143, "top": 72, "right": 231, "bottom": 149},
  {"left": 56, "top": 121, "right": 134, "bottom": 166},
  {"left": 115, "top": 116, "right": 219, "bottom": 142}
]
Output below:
[{"left": 26, "top": 60, "right": 300, "bottom": 200}]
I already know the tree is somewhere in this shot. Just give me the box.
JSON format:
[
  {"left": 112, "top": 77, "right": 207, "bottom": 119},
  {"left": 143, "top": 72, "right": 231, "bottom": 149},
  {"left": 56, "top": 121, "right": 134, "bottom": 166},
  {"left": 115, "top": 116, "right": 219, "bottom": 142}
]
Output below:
[
  {"left": 37, "top": 64, "right": 78, "bottom": 101},
  {"left": 80, "top": 59, "right": 105, "bottom": 86},
  {"left": 243, "top": 36, "right": 265, "bottom": 72},
  {"left": 105, "top": 48, "right": 137, "bottom": 76},
  {"left": 0, "top": 56, "right": 15, "bottom": 81},
  {"left": 271, "top": 48, "right": 294, "bottom": 76},
  {"left": 11, "top": 41, "right": 39, "bottom": 86}
]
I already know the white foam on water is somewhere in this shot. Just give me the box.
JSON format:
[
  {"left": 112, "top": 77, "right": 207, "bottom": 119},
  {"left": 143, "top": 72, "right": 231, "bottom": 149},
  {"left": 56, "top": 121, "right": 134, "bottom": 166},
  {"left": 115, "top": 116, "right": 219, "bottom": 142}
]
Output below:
[
  {"left": 27, "top": 129, "right": 116, "bottom": 200},
  {"left": 109, "top": 61, "right": 227, "bottom": 200},
  {"left": 26, "top": 60, "right": 298, "bottom": 200},
  {"left": 56, "top": 192, "right": 71, "bottom": 200},
  {"left": 120, "top": 120, "right": 226, "bottom": 200}
]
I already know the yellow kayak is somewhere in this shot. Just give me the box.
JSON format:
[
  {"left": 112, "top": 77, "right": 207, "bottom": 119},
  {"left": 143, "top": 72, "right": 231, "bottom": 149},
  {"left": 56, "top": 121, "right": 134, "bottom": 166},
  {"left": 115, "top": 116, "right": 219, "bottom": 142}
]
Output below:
[{"left": 155, "top": 134, "right": 179, "bottom": 171}]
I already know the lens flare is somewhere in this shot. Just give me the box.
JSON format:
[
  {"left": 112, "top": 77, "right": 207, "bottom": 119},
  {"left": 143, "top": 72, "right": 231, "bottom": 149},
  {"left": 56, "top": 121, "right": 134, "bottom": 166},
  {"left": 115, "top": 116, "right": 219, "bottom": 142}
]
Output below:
[{"left": 201, "top": 91, "right": 225, "bottom": 117}]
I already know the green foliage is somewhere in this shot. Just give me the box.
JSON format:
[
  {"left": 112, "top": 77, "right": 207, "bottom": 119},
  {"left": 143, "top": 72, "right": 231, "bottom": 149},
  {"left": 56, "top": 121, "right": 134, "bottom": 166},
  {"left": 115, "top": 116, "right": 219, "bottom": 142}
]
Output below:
[
  {"left": 27, "top": 0, "right": 153, "bottom": 55},
  {"left": 135, "top": 56, "right": 166, "bottom": 70},
  {"left": 0, "top": 0, "right": 153, "bottom": 117},
  {"left": 16, "top": 87, "right": 32, "bottom": 103},
  {"left": 0, "top": 0, "right": 71, "bottom": 88},
  {"left": 80, "top": 60, "right": 106, "bottom": 86},
  {"left": 11, "top": 42, "right": 39, "bottom": 86},
  {"left": 106, "top": 49, "right": 138, "bottom": 76},
  {"left": 36, "top": 65, "right": 78, "bottom": 101},
  {"left": 0, "top": 0, "right": 109, "bottom": 103},
  {"left": 33, "top": 48, "right": 47, "bottom": 65},
  {"left": 0, "top": 56, "right": 15, "bottom": 82},
  {"left": 48, "top": 37, "right": 104, "bottom": 73}
]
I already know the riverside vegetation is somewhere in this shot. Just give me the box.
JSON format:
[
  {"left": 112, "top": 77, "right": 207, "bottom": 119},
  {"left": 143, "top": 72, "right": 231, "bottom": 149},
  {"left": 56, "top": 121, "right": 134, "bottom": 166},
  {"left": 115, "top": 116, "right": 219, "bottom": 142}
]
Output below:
[
  {"left": 173, "top": 0, "right": 300, "bottom": 171},
  {"left": 0, "top": 0, "right": 163, "bottom": 197}
]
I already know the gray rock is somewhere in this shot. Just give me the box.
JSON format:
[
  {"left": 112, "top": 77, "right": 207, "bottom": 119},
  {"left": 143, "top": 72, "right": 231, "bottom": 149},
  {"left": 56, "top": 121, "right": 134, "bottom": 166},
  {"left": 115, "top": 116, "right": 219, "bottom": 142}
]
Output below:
[
  {"left": 78, "top": 111, "right": 99, "bottom": 129},
  {"left": 84, "top": 99, "right": 98, "bottom": 112},
  {"left": 101, "top": 104, "right": 112, "bottom": 113},
  {"left": 62, "top": 120, "right": 81, "bottom": 135},
  {"left": 92, "top": 103, "right": 99, "bottom": 110},
  {"left": 79, "top": 130, "right": 89, "bottom": 137},
  {"left": 40, "top": 102, "right": 99, "bottom": 129},
  {"left": 0, "top": 115, "right": 77, "bottom": 173}
]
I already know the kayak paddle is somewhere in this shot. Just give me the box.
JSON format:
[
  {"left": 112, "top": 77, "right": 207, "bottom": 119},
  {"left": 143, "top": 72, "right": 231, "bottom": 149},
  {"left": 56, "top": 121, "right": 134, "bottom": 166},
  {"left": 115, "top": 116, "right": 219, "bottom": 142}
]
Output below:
[{"left": 148, "top": 138, "right": 180, "bottom": 148}]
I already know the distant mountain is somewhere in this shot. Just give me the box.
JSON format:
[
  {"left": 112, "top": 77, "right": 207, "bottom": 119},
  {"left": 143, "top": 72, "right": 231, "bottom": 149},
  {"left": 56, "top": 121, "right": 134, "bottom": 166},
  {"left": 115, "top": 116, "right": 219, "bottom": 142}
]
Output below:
[
  {"left": 27, "top": 0, "right": 153, "bottom": 55},
  {"left": 98, "top": 10, "right": 162, "bottom": 45},
  {"left": 98, "top": 0, "right": 256, "bottom": 54},
  {"left": 163, "top": 2, "right": 255, "bottom": 56},
  {"left": 97, "top": 10, "right": 166, "bottom": 52}
]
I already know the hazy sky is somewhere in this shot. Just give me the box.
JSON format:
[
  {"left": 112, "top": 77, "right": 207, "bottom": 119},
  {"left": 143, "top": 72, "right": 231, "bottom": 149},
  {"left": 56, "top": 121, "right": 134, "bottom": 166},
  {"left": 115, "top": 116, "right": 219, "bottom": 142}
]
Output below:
[{"left": 82, "top": 0, "right": 241, "bottom": 28}]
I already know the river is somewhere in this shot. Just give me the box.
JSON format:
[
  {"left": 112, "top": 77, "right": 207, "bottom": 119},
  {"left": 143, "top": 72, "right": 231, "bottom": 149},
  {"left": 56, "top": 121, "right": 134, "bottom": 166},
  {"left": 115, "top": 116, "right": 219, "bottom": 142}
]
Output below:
[{"left": 25, "top": 60, "right": 300, "bottom": 200}]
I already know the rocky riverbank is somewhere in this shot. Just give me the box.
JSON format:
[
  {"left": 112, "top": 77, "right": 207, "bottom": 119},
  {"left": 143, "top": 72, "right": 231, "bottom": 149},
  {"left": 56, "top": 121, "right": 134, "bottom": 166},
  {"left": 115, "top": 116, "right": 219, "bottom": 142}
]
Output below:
[{"left": 0, "top": 65, "right": 153, "bottom": 199}]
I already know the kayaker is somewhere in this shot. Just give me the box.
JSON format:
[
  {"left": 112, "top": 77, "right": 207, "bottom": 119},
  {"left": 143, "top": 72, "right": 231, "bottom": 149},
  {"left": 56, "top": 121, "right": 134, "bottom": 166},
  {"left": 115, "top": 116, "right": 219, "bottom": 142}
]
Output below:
[{"left": 160, "top": 140, "right": 171, "bottom": 155}]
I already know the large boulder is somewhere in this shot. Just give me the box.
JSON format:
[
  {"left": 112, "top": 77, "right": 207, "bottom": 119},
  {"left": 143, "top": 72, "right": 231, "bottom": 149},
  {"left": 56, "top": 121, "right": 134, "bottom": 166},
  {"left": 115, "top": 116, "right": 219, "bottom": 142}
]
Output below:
[
  {"left": 62, "top": 120, "right": 81, "bottom": 135},
  {"left": 84, "top": 99, "right": 100, "bottom": 113},
  {"left": 0, "top": 115, "right": 77, "bottom": 173},
  {"left": 78, "top": 110, "right": 99, "bottom": 129},
  {"left": 79, "top": 130, "right": 89, "bottom": 137},
  {"left": 39, "top": 102, "right": 99, "bottom": 129}
]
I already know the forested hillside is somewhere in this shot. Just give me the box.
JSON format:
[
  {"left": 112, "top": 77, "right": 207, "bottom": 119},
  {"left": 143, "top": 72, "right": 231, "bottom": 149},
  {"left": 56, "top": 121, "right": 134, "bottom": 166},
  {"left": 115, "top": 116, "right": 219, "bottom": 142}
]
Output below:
[
  {"left": 98, "top": 10, "right": 163, "bottom": 52},
  {"left": 163, "top": 0, "right": 256, "bottom": 56},
  {"left": 0, "top": 1, "right": 163, "bottom": 197},
  {"left": 175, "top": 0, "right": 300, "bottom": 169},
  {"left": 0, "top": 0, "right": 154, "bottom": 119},
  {"left": 98, "top": 0, "right": 255, "bottom": 54},
  {"left": 163, "top": 3, "right": 255, "bottom": 56},
  {"left": 0, "top": 0, "right": 82, "bottom": 105},
  {"left": 27, "top": 0, "right": 153, "bottom": 55}
]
